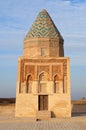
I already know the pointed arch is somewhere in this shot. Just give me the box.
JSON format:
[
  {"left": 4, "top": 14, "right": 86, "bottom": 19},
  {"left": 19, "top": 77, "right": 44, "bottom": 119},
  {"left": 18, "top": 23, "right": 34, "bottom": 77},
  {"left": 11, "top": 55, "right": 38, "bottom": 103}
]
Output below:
[
  {"left": 38, "top": 71, "right": 49, "bottom": 93},
  {"left": 53, "top": 73, "right": 62, "bottom": 81},
  {"left": 26, "top": 74, "right": 33, "bottom": 93},
  {"left": 39, "top": 71, "right": 49, "bottom": 81},
  {"left": 54, "top": 74, "right": 60, "bottom": 93}
]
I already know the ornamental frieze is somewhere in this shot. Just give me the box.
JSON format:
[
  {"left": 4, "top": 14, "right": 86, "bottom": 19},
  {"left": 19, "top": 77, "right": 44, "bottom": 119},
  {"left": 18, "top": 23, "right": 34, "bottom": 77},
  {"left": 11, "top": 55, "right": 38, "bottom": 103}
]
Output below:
[
  {"left": 52, "top": 65, "right": 61, "bottom": 76},
  {"left": 20, "top": 58, "right": 67, "bottom": 64},
  {"left": 25, "top": 65, "right": 35, "bottom": 79}
]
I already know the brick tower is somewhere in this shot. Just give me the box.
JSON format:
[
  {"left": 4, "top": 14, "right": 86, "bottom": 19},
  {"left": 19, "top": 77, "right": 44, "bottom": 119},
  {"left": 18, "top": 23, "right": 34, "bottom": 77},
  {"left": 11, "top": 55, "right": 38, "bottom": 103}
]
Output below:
[{"left": 15, "top": 9, "right": 71, "bottom": 118}]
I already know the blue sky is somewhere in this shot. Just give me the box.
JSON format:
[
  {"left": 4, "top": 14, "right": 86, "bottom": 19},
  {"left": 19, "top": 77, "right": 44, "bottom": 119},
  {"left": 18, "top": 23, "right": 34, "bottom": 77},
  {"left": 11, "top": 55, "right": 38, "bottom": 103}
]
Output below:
[{"left": 0, "top": 0, "right": 86, "bottom": 99}]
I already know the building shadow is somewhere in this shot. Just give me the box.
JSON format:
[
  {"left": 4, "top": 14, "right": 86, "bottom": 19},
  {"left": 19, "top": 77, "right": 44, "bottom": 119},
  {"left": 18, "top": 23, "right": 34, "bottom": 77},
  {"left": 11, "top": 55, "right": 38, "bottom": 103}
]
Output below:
[{"left": 51, "top": 111, "right": 56, "bottom": 118}]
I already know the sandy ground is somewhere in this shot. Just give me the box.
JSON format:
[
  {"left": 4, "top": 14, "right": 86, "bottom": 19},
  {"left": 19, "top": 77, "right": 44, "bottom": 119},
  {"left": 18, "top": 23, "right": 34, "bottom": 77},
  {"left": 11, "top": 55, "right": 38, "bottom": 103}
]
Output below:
[{"left": 0, "top": 104, "right": 86, "bottom": 130}]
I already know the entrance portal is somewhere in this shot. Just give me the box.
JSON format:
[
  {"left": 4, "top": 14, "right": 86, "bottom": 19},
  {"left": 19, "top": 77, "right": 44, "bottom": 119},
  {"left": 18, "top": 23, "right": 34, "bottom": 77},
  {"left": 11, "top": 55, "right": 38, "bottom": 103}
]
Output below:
[{"left": 38, "top": 95, "right": 48, "bottom": 110}]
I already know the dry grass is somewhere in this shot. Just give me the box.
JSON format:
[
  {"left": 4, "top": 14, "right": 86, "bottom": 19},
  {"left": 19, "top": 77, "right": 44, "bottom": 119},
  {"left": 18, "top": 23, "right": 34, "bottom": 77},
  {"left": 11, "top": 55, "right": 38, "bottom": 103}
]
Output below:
[
  {"left": 72, "top": 99, "right": 86, "bottom": 105},
  {"left": 0, "top": 98, "right": 15, "bottom": 105}
]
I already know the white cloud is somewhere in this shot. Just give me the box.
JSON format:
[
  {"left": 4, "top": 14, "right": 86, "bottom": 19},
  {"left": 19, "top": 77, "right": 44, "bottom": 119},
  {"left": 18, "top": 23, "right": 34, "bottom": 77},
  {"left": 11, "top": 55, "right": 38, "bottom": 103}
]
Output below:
[
  {"left": 0, "top": 0, "right": 86, "bottom": 66},
  {"left": 0, "top": 0, "right": 86, "bottom": 99}
]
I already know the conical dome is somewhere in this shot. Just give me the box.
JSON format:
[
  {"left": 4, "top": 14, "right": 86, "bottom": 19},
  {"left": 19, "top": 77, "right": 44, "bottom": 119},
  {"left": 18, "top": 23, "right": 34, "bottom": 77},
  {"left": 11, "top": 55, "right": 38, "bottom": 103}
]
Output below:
[
  {"left": 24, "top": 9, "right": 64, "bottom": 57},
  {"left": 25, "top": 9, "right": 63, "bottom": 40}
]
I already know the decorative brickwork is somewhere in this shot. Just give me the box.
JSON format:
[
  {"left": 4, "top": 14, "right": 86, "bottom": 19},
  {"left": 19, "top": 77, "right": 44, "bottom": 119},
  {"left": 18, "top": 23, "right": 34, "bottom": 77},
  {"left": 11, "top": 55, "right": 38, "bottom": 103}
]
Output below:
[
  {"left": 52, "top": 65, "right": 61, "bottom": 77},
  {"left": 20, "top": 60, "right": 24, "bottom": 82},
  {"left": 25, "top": 65, "right": 35, "bottom": 80},
  {"left": 20, "top": 58, "right": 67, "bottom": 82},
  {"left": 21, "top": 58, "right": 67, "bottom": 64},
  {"left": 37, "top": 65, "right": 49, "bottom": 77},
  {"left": 63, "top": 61, "right": 67, "bottom": 76}
]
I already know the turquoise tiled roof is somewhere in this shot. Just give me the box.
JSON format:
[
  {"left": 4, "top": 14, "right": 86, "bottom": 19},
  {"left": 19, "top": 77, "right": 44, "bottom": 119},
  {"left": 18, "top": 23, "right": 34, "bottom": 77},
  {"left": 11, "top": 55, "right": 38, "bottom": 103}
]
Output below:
[{"left": 25, "top": 9, "right": 63, "bottom": 40}]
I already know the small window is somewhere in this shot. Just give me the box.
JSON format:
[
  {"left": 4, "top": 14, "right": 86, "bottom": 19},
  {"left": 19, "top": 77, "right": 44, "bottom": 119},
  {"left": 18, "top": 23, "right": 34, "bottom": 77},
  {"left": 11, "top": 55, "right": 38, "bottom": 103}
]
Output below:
[{"left": 41, "top": 48, "right": 46, "bottom": 56}]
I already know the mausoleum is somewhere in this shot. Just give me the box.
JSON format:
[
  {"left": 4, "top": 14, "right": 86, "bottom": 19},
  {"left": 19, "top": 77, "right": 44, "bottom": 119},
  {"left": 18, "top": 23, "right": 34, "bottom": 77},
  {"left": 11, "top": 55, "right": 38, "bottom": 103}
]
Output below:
[{"left": 15, "top": 9, "right": 71, "bottom": 118}]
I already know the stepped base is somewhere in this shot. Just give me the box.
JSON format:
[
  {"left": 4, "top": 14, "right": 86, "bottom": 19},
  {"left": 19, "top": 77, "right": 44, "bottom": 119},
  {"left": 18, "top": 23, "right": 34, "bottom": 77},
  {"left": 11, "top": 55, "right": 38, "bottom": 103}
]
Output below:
[{"left": 36, "top": 111, "right": 51, "bottom": 120}]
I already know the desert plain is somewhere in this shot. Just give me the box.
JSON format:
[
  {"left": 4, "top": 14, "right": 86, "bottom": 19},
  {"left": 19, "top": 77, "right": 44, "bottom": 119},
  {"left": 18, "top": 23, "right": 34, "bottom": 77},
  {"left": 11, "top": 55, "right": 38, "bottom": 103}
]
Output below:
[{"left": 0, "top": 99, "right": 86, "bottom": 130}]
